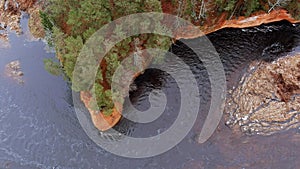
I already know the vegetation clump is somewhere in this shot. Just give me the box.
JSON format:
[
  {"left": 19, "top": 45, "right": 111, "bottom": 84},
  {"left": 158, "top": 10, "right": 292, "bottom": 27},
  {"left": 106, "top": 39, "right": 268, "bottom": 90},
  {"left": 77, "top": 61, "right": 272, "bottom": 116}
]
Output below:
[{"left": 43, "top": 0, "right": 172, "bottom": 117}]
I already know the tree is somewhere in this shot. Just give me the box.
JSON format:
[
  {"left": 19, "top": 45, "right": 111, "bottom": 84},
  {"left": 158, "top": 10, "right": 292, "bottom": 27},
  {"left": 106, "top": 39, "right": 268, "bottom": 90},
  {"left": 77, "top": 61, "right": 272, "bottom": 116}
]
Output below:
[
  {"left": 43, "top": 0, "right": 170, "bottom": 116},
  {"left": 245, "top": 0, "right": 260, "bottom": 16},
  {"left": 44, "top": 58, "right": 63, "bottom": 76}
]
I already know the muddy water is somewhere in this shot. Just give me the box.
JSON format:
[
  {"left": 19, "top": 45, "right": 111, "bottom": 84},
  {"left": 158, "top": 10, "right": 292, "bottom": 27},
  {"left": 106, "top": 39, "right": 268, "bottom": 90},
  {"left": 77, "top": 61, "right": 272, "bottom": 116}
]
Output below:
[{"left": 0, "top": 15, "right": 299, "bottom": 169}]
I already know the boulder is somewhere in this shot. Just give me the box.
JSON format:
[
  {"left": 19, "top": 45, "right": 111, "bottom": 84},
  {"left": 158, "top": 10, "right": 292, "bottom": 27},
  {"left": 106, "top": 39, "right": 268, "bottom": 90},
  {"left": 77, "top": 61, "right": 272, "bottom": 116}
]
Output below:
[
  {"left": 5, "top": 60, "right": 24, "bottom": 84},
  {"left": 225, "top": 54, "right": 300, "bottom": 135}
]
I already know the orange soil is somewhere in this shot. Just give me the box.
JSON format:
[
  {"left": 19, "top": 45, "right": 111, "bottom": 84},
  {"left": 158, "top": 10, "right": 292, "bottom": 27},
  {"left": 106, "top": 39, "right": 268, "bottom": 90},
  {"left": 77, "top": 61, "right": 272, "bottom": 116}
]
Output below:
[
  {"left": 174, "top": 9, "right": 300, "bottom": 39},
  {"left": 80, "top": 91, "right": 122, "bottom": 131}
]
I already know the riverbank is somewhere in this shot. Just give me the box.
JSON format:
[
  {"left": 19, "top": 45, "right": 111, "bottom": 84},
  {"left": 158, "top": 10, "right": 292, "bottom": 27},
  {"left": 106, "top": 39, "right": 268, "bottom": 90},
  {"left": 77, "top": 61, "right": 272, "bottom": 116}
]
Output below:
[{"left": 174, "top": 9, "right": 300, "bottom": 39}]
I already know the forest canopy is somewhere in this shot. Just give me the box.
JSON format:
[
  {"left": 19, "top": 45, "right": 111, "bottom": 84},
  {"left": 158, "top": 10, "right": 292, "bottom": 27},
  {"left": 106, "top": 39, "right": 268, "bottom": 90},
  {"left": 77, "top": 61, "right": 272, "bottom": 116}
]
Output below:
[{"left": 43, "top": 0, "right": 171, "bottom": 115}]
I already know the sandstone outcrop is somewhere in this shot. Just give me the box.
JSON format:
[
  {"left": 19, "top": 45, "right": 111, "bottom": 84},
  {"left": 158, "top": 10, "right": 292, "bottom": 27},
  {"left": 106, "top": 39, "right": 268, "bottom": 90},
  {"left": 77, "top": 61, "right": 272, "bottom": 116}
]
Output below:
[{"left": 225, "top": 54, "right": 300, "bottom": 135}]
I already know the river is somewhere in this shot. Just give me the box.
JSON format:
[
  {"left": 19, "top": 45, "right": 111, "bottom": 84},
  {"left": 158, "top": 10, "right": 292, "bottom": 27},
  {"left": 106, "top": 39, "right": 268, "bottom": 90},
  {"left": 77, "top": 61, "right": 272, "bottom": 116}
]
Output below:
[{"left": 0, "top": 14, "right": 299, "bottom": 168}]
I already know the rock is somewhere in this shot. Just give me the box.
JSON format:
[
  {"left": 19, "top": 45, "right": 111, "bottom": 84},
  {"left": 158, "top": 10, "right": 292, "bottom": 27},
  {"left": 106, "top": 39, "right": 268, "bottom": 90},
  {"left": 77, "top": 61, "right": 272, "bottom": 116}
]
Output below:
[
  {"left": 5, "top": 60, "right": 24, "bottom": 84},
  {"left": 8, "top": 60, "right": 20, "bottom": 68},
  {"left": 225, "top": 54, "right": 300, "bottom": 135},
  {"left": 129, "top": 82, "right": 137, "bottom": 92},
  {"left": 0, "top": 32, "right": 9, "bottom": 48},
  {"left": 17, "top": 71, "right": 23, "bottom": 76}
]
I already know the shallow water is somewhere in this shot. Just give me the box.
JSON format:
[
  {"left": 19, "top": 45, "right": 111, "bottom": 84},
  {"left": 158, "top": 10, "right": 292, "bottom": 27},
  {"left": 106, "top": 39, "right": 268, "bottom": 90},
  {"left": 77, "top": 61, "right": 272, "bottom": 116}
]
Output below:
[{"left": 0, "top": 15, "right": 299, "bottom": 169}]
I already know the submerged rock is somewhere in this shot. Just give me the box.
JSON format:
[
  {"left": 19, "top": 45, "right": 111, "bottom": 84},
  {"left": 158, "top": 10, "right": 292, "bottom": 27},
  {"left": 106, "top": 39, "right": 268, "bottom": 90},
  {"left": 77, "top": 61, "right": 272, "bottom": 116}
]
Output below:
[
  {"left": 0, "top": 33, "right": 9, "bottom": 48},
  {"left": 225, "top": 54, "right": 300, "bottom": 135},
  {"left": 5, "top": 60, "right": 24, "bottom": 84}
]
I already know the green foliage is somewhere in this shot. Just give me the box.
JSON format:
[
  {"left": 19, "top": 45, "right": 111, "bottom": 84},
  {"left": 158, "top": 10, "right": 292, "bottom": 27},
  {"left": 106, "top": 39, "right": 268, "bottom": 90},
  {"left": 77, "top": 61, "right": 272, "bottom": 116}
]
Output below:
[
  {"left": 143, "top": 0, "right": 162, "bottom": 12},
  {"left": 92, "top": 83, "right": 114, "bottom": 115},
  {"left": 215, "top": 0, "right": 225, "bottom": 6},
  {"left": 59, "top": 1, "right": 111, "bottom": 36},
  {"left": 52, "top": 27, "right": 67, "bottom": 57},
  {"left": 83, "top": 27, "right": 97, "bottom": 42},
  {"left": 44, "top": 58, "right": 63, "bottom": 76},
  {"left": 215, "top": 0, "right": 263, "bottom": 17},
  {"left": 145, "top": 34, "right": 171, "bottom": 50},
  {"left": 285, "top": 0, "right": 300, "bottom": 19},
  {"left": 39, "top": 11, "right": 55, "bottom": 46},
  {"left": 45, "top": 0, "right": 72, "bottom": 27},
  {"left": 63, "top": 36, "right": 84, "bottom": 79},
  {"left": 244, "top": 0, "right": 260, "bottom": 16},
  {"left": 183, "top": 0, "right": 194, "bottom": 20},
  {"left": 39, "top": 11, "right": 53, "bottom": 32},
  {"left": 105, "top": 52, "right": 121, "bottom": 85},
  {"left": 44, "top": 0, "right": 171, "bottom": 116},
  {"left": 113, "top": 0, "right": 142, "bottom": 18},
  {"left": 224, "top": 0, "right": 237, "bottom": 12}
]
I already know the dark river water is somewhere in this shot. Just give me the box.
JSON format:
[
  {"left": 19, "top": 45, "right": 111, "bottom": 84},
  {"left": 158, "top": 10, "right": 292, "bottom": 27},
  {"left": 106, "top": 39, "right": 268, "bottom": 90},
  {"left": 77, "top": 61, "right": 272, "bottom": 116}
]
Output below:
[{"left": 0, "top": 14, "right": 300, "bottom": 169}]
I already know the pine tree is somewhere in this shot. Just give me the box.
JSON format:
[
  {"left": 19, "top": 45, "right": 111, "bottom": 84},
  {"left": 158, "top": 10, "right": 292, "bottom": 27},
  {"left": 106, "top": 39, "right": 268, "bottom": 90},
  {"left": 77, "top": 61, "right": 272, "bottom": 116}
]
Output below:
[{"left": 43, "top": 0, "right": 170, "bottom": 116}]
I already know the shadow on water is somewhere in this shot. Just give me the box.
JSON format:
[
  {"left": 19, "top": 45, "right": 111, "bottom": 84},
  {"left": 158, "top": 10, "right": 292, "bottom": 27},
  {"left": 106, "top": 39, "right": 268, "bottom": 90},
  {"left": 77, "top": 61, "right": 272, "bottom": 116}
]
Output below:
[{"left": 0, "top": 16, "right": 299, "bottom": 169}]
